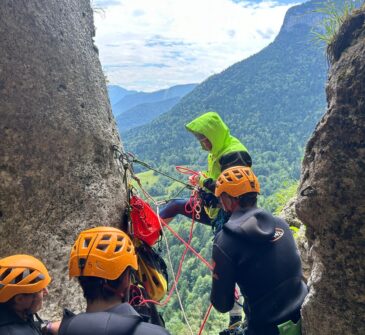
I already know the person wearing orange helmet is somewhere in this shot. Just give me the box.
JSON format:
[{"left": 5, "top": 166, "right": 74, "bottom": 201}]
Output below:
[
  {"left": 211, "top": 166, "right": 308, "bottom": 335},
  {"left": 160, "top": 111, "right": 252, "bottom": 227},
  {"left": 0, "top": 254, "right": 58, "bottom": 335},
  {"left": 58, "top": 226, "right": 170, "bottom": 335}
]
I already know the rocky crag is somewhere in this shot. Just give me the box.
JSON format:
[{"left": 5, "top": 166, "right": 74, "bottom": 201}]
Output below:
[
  {"left": 0, "top": 0, "right": 126, "bottom": 318},
  {"left": 296, "top": 7, "right": 365, "bottom": 335}
]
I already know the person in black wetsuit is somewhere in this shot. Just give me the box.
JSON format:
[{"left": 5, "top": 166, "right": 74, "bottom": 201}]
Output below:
[
  {"left": 0, "top": 254, "right": 58, "bottom": 335},
  {"left": 59, "top": 226, "right": 171, "bottom": 335},
  {"left": 211, "top": 166, "right": 308, "bottom": 335}
]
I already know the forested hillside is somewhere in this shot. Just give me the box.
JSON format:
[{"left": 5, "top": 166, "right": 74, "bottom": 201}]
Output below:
[
  {"left": 124, "top": 0, "right": 327, "bottom": 200},
  {"left": 123, "top": 1, "right": 331, "bottom": 333}
]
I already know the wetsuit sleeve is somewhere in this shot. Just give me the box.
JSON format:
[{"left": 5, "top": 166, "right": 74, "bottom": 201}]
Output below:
[{"left": 210, "top": 240, "right": 236, "bottom": 313}]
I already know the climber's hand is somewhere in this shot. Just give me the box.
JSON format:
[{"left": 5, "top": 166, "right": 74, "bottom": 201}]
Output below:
[{"left": 188, "top": 174, "right": 200, "bottom": 186}]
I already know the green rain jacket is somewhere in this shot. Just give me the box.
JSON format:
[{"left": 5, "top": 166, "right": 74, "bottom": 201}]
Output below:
[{"left": 185, "top": 111, "right": 249, "bottom": 182}]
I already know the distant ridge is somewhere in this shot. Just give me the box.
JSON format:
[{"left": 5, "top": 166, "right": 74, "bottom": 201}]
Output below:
[
  {"left": 112, "top": 83, "right": 197, "bottom": 116},
  {"left": 117, "top": 97, "right": 180, "bottom": 133},
  {"left": 107, "top": 85, "right": 137, "bottom": 107},
  {"left": 123, "top": 0, "right": 328, "bottom": 196},
  {"left": 110, "top": 83, "right": 197, "bottom": 132}
]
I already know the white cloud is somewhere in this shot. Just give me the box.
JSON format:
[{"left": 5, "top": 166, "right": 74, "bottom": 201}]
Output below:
[{"left": 94, "top": 0, "right": 297, "bottom": 92}]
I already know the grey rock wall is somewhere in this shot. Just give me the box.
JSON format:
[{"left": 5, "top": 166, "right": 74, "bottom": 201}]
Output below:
[
  {"left": 0, "top": 0, "right": 126, "bottom": 318},
  {"left": 296, "top": 9, "right": 365, "bottom": 335},
  {"left": 279, "top": 198, "right": 312, "bottom": 281}
]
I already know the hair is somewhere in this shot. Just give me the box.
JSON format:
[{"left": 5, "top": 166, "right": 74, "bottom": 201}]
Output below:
[
  {"left": 78, "top": 268, "right": 130, "bottom": 303},
  {"left": 238, "top": 192, "right": 258, "bottom": 208}
]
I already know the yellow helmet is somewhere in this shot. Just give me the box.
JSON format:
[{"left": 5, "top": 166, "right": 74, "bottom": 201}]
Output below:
[
  {"left": 69, "top": 227, "right": 138, "bottom": 280},
  {"left": 215, "top": 166, "right": 260, "bottom": 197},
  {"left": 0, "top": 254, "right": 51, "bottom": 303},
  {"left": 135, "top": 244, "right": 168, "bottom": 302}
]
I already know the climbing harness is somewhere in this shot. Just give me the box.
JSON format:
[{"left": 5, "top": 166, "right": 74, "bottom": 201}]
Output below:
[
  {"left": 219, "top": 325, "right": 246, "bottom": 335},
  {"left": 211, "top": 209, "right": 231, "bottom": 235}
]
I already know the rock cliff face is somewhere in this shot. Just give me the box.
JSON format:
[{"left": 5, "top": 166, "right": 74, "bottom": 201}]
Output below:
[
  {"left": 0, "top": 1, "right": 126, "bottom": 318},
  {"left": 296, "top": 8, "right": 365, "bottom": 335}
]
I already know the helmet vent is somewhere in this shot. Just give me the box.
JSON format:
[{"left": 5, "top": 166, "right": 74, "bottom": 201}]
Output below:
[
  {"left": 126, "top": 247, "right": 132, "bottom": 253},
  {"left": 83, "top": 238, "right": 92, "bottom": 249},
  {"left": 96, "top": 244, "right": 108, "bottom": 252},
  {"left": 29, "top": 274, "right": 45, "bottom": 284},
  {"left": 12, "top": 270, "right": 28, "bottom": 284},
  {"left": 152, "top": 276, "right": 160, "bottom": 286},
  {"left": 117, "top": 236, "right": 124, "bottom": 242},
  {"left": 0, "top": 268, "right": 11, "bottom": 281},
  {"left": 101, "top": 234, "right": 111, "bottom": 241},
  {"left": 78, "top": 258, "right": 86, "bottom": 269},
  {"left": 114, "top": 245, "right": 122, "bottom": 252}
]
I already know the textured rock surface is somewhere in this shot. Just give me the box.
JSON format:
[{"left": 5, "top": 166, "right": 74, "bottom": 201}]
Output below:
[
  {"left": 296, "top": 9, "right": 365, "bottom": 335},
  {"left": 279, "top": 198, "right": 312, "bottom": 280},
  {"left": 0, "top": 0, "right": 125, "bottom": 318}
]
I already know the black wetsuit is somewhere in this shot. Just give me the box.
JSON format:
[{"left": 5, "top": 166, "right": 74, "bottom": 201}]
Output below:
[
  {"left": 0, "top": 304, "right": 43, "bottom": 335},
  {"left": 59, "top": 303, "right": 171, "bottom": 335},
  {"left": 211, "top": 207, "right": 308, "bottom": 335}
]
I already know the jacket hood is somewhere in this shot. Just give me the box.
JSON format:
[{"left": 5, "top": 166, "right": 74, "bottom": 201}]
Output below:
[
  {"left": 185, "top": 112, "right": 230, "bottom": 156},
  {"left": 223, "top": 208, "right": 275, "bottom": 242}
]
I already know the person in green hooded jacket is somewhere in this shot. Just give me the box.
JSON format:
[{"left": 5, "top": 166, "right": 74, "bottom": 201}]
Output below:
[
  {"left": 160, "top": 111, "right": 252, "bottom": 226},
  {"left": 159, "top": 111, "right": 252, "bottom": 330}
]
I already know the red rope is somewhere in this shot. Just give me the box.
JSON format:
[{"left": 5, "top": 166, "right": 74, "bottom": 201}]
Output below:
[
  {"left": 131, "top": 176, "right": 215, "bottom": 334},
  {"left": 175, "top": 166, "right": 200, "bottom": 176},
  {"left": 138, "top": 217, "right": 197, "bottom": 307},
  {"left": 160, "top": 218, "right": 213, "bottom": 271},
  {"left": 198, "top": 303, "right": 213, "bottom": 335}
]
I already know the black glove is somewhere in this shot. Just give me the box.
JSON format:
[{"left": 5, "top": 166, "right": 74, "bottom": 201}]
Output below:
[
  {"left": 203, "top": 178, "right": 216, "bottom": 193},
  {"left": 198, "top": 189, "right": 219, "bottom": 207}
]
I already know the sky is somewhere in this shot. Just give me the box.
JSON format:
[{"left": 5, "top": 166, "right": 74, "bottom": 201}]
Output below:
[{"left": 93, "top": 0, "right": 303, "bottom": 92}]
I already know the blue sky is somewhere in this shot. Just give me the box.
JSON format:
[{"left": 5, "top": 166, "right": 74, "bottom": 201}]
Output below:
[{"left": 93, "top": 0, "right": 304, "bottom": 92}]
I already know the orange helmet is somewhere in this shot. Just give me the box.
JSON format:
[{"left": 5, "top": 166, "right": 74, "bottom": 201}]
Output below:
[
  {"left": 0, "top": 254, "right": 51, "bottom": 303},
  {"left": 69, "top": 227, "right": 138, "bottom": 280},
  {"left": 215, "top": 166, "right": 260, "bottom": 197}
]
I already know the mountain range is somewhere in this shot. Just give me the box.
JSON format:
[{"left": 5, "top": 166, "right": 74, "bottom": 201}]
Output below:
[
  {"left": 108, "top": 83, "right": 197, "bottom": 133},
  {"left": 122, "top": 0, "right": 329, "bottom": 197}
]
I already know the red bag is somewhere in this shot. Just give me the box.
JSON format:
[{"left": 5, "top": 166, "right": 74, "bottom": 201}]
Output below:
[{"left": 130, "top": 195, "right": 161, "bottom": 246}]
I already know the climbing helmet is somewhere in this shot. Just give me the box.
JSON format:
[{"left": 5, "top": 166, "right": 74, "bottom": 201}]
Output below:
[
  {"left": 215, "top": 166, "right": 260, "bottom": 197},
  {"left": 0, "top": 254, "right": 51, "bottom": 303},
  {"left": 69, "top": 227, "right": 138, "bottom": 280}
]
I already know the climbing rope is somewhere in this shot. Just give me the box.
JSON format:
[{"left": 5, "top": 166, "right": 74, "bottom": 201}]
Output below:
[
  {"left": 198, "top": 303, "right": 213, "bottom": 335},
  {"left": 112, "top": 146, "right": 214, "bottom": 334},
  {"left": 114, "top": 148, "right": 194, "bottom": 189},
  {"left": 133, "top": 179, "right": 214, "bottom": 334}
]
